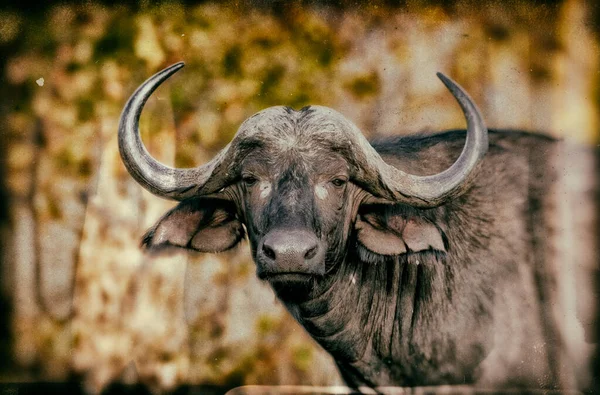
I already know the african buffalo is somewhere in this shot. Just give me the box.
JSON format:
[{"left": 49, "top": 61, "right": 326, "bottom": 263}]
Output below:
[{"left": 118, "top": 62, "right": 597, "bottom": 391}]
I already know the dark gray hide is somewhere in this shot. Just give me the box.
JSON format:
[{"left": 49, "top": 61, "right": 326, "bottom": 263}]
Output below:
[{"left": 119, "top": 63, "right": 598, "bottom": 391}]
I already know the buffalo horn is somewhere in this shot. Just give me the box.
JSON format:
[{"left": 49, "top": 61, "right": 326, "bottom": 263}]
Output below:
[
  {"left": 364, "top": 73, "right": 488, "bottom": 207},
  {"left": 118, "top": 62, "right": 234, "bottom": 200}
]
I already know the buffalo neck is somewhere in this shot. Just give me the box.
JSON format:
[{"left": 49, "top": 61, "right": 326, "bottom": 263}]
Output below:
[
  {"left": 283, "top": 251, "right": 441, "bottom": 383},
  {"left": 282, "top": 247, "right": 493, "bottom": 387}
]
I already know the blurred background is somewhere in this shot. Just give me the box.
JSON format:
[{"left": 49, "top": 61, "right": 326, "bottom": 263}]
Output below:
[{"left": 0, "top": 0, "right": 598, "bottom": 393}]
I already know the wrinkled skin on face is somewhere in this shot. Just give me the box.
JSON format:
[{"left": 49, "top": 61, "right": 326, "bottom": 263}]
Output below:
[
  {"left": 146, "top": 106, "right": 375, "bottom": 301},
  {"left": 225, "top": 107, "right": 372, "bottom": 301}
]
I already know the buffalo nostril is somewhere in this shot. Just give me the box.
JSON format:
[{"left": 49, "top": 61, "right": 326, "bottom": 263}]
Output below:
[
  {"left": 304, "top": 245, "right": 318, "bottom": 260},
  {"left": 262, "top": 243, "right": 276, "bottom": 260}
]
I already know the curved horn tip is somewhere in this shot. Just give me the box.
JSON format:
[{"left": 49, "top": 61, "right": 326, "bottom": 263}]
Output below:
[
  {"left": 170, "top": 61, "right": 185, "bottom": 69},
  {"left": 161, "top": 61, "right": 185, "bottom": 75},
  {"left": 436, "top": 72, "right": 456, "bottom": 88}
]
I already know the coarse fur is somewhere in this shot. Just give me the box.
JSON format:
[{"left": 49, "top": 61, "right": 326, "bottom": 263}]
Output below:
[{"left": 139, "top": 106, "right": 597, "bottom": 391}]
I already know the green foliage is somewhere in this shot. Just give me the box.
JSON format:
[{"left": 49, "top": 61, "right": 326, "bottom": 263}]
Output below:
[
  {"left": 345, "top": 71, "right": 380, "bottom": 99},
  {"left": 292, "top": 344, "right": 313, "bottom": 372},
  {"left": 256, "top": 314, "right": 280, "bottom": 336},
  {"left": 259, "top": 65, "right": 286, "bottom": 97},
  {"left": 77, "top": 98, "right": 95, "bottom": 122},
  {"left": 222, "top": 46, "right": 243, "bottom": 78},
  {"left": 94, "top": 18, "right": 135, "bottom": 60}
]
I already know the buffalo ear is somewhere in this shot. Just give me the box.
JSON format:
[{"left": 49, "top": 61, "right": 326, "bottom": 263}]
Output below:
[
  {"left": 142, "top": 197, "right": 244, "bottom": 253},
  {"left": 354, "top": 204, "right": 446, "bottom": 257}
]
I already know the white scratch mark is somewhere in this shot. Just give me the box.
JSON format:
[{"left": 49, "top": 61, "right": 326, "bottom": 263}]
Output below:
[
  {"left": 315, "top": 185, "right": 328, "bottom": 200},
  {"left": 259, "top": 181, "right": 271, "bottom": 199},
  {"left": 36, "top": 78, "right": 44, "bottom": 87}
]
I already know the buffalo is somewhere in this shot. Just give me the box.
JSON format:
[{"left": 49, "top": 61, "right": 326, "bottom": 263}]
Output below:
[{"left": 118, "top": 62, "right": 597, "bottom": 391}]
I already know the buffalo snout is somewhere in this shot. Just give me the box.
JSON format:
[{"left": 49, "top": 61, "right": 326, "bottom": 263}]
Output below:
[{"left": 257, "top": 229, "right": 326, "bottom": 280}]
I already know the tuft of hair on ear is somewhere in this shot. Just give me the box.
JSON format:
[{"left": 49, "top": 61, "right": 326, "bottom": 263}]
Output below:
[
  {"left": 139, "top": 226, "right": 184, "bottom": 256},
  {"left": 355, "top": 239, "right": 448, "bottom": 268},
  {"left": 141, "top": 229, "right": 153, "bottom": 249},
  {"left": 356, "top": 241, "right": 389, "bottom": 265},
  {"left": 141, "top": 226, "right": 161, "bottom": 250}
]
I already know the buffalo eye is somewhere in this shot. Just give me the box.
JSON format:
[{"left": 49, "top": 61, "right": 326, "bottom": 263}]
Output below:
[
  {"left": 242, "top": 175, "right": 258, "bottom": 186},
  {"left": 331, "top": 177, "right": 347, "bottom": 188}
]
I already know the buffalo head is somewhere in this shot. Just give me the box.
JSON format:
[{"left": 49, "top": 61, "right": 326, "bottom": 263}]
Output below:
[{"left": 119, "top": 62, "right": 487, "bottom": 302}]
